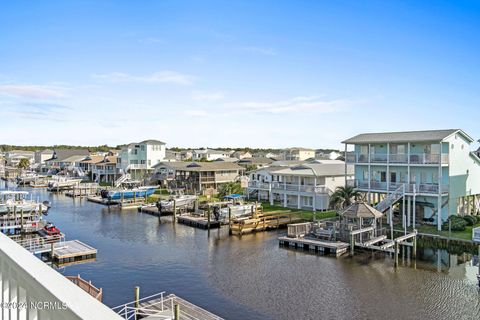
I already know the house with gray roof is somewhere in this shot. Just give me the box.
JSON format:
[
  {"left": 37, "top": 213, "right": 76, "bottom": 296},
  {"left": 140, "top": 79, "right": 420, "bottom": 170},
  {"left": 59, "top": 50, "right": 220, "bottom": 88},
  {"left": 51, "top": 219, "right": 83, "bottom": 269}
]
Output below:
[
  {"left": 247, "top": 160, "right": 354, "bottom": 211},
  {"left": 343, "top": 129, "right": 480, "bottom": 231},
  {"left": 152, "top": 161, "right": 244, "bottom": 194}
]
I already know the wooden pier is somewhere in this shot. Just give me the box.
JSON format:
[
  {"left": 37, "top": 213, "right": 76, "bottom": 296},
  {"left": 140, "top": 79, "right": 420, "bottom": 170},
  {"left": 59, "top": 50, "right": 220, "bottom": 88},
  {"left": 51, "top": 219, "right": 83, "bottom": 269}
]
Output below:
[
  {"left": 278, "top": 236, "right": 350, "bottom": 257},
  {"left": 114, "top": 291, "right": 223, "bottom": 320},
  {"left": 230, "top": 210, "right": 303, "bottom": 235},
  {"left": 51, "top": 240, "right": 97, "bottom": 264},
  {"left": 177, "top": 215, "right": 221, "bottom": 229},
  {"left": 65, "top": 183, "right": 99, "bottom": 198}
]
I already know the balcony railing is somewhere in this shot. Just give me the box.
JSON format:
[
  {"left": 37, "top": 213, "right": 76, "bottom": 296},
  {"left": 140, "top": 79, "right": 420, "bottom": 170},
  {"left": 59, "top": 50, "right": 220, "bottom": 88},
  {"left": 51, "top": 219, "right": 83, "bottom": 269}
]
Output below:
[
  {"left": 248, "top": 181, "right": 330, "bottom": 194},
  {"left": 352, "top": 180, "right": 449, "bottom": 194},
  {"left": 347, "top": 153, "right": 449, "bottom": 165}
]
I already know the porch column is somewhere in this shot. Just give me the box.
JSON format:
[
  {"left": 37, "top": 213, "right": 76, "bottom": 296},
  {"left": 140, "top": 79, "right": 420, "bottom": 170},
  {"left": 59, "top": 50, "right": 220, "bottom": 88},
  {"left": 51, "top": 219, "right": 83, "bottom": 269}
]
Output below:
[
  {"left": 297, "top": 195, "right": 301, "bottom": 209},
  {"left": 407, "top": 196, "right": 411, "bottom": 227},
  {"left": 437, "top": 195, "right": 442, "bottom": 231},
  {"left": 386, "top": 143, "right": 390, "bottom": 192},
  {"left": 344, "top": 143, "right": 348, "bottom": 187},
  {"left": 269, "top": 182, "right": 273, "bottom": 205},
  {"left": 368, "top": 143, "right": 371, "bottom": 203},
  {"left": 313, "top": 176, "right": 317, "bottom": 211},
  {"left": 413, "top": 185, "right": 416, "bottom": 228},
  {"left": 438, "top": 147, "right": 443, "bottom": 232},
  {"left": 283, "top": 193, "right": 287, "bottom": 207}
]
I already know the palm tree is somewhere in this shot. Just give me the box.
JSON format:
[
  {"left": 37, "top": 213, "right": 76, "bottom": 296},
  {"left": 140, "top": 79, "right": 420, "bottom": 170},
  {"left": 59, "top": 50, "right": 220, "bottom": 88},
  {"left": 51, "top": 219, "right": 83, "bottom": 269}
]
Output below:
[
  {"left": 329, "top": 186, "right": 363, "bottom": 210},
  {"left": 218, "top": 182, "right": 243, "bottom": 198},
  {"left": 17, "top": 158, "right": 30, "bottom": 170}
]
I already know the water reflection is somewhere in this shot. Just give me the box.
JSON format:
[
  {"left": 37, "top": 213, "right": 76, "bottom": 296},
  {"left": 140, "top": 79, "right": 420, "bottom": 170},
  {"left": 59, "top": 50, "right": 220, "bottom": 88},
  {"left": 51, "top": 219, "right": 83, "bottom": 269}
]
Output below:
[{"left": 2, "top": 181, "right": 480, "bottom": 320}]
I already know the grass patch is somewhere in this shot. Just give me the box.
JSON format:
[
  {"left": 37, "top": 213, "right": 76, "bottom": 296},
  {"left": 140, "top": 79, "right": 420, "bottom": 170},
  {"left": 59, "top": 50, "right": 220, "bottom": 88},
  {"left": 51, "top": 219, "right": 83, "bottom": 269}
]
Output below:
[
  {"left": 154, "top": 188, "right": 170, "bottom": 195},
  {"left": 260, "top": 202, "right": 336, "bottom": 221},
  {"left": 198, "top": 195, "right": 222, "bottom": 203},
  {"left": 401, "top": 223, "right": 480, "bottom": 241}
]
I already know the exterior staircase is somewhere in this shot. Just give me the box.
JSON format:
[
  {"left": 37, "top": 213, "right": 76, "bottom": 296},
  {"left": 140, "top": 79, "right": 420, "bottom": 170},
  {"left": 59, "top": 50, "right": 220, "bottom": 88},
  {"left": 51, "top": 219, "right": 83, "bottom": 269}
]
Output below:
[
  {"left": 374, "top": 184, "right": 405, "bottom": 213},
  {"left": 114, "top": 172, "right": 131, "bottom": 187}
]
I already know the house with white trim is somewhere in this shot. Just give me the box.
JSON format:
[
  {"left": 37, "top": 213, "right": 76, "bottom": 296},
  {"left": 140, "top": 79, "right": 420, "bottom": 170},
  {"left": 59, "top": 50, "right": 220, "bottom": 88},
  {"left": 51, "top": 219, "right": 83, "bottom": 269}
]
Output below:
[
  {"left": 117, "top": 140, "right": 166, "bottom": 179},
  {"left": 343, "top": 129, "right": 480, "bottom": 231},
  {"left": 247, "top": 160, "right": 354, "bottom": 211}
]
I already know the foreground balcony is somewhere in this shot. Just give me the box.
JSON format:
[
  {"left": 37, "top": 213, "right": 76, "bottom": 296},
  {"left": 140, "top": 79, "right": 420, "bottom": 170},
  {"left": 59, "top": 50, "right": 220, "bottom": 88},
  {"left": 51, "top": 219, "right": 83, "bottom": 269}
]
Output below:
[
  {"left": 346, "top": 153, "right": 449, "bottom": 165},
  {"left": 351, "top": 179, "right": 449, "bottom": 194}
]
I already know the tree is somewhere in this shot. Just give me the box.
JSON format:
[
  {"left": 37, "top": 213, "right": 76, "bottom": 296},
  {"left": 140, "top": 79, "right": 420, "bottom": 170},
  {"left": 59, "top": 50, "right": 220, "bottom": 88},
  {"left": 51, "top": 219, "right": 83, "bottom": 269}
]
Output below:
[
  {"left": 329, "top": 186, "right": 363, "bottom": 210},
  {"left": 17, "top": 158, "right": 30, "bottom": 170},
  {"left": 218, "top": 182, "right": 243, "bottom": 198}
]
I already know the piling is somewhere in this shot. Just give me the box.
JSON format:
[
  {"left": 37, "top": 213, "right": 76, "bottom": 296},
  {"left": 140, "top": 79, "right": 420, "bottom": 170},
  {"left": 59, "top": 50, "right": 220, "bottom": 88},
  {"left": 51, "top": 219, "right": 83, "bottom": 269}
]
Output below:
[
  {"left": 394, "top": 241, "right": 399, "bottom": 268},
  {"left": 228, "top": 207, "right": 232, "bottom": 235},
  {"left": 134, "top": 286, "right": 140, "bottom": 309},
  {"left": 20, "top": 208, "right": 24, "bottom": 232},
  {"left": 207, "top": 206, "right": 211, "bottom": 230},
  {"left": 350, "top": 233, "right": 354, "bottom": 256},
  {"left": 174, "top": 304, "right": 180, "bottom": 320},
  {"left": 173, "top": 199, "right": 177, "bottom": 222}
]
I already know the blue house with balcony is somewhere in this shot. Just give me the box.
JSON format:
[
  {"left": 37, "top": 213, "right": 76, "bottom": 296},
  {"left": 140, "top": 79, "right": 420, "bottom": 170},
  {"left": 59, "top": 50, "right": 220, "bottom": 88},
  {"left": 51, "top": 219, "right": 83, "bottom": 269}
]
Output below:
[{"left": 342, "top": 129, "right": 480, "bottom": 231}]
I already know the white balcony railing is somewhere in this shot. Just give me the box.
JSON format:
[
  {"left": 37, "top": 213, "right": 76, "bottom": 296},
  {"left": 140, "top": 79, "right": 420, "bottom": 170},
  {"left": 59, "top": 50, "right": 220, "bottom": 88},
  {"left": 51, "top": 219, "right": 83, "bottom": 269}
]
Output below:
[
  {"left": 353, "top": 180, "right": 449, "bottom": 194},
  {"left": 248, "top": 181, "right": 331, "bottom": 194},
  {"left": 0, "top": 232, "right": 122, "bottom": 320},
  {"left": 347, "top": 153, "right": 449, "bottom": 165}
]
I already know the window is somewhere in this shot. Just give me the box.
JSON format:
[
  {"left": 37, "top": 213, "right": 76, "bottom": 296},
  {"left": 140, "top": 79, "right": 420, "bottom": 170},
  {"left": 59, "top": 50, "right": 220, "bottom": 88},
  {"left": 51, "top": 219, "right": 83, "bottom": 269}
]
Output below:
[
  {"left": 380, "top": 171, "right": 386, "bottom": 182},
  {"left": 363, "top": 170, "right": 369, "bottom": 180},
  {"left": 140, "top": 160, "right": 146, "bottom": 164},
  {"left": 303, "top": 196, "right": 313, "bottom": 207},
  {"left": 360, "top": 145, "right": 368, "bottom": 154},
  {"left": 140, "top": 145, "right": 145, "bottom": 151},
  {"left": 431, "top": 144, "right": 440, "bottom": 154}
]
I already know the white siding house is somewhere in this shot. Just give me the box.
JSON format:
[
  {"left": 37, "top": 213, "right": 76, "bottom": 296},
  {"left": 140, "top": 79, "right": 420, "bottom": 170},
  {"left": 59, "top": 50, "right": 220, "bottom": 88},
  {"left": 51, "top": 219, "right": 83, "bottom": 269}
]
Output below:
[{"left": 118, "top": 140, "right": 166, "bottom": 179}]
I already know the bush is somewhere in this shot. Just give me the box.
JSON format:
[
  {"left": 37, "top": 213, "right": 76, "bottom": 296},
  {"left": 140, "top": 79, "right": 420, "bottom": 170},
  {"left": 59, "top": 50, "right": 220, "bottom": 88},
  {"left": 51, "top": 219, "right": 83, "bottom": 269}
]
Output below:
[
  {"left": 442, "top": 215, "right": 467, "bottom": 231},
  {"left": 463, "top": 215, "right": 475, "bottom": 226}
]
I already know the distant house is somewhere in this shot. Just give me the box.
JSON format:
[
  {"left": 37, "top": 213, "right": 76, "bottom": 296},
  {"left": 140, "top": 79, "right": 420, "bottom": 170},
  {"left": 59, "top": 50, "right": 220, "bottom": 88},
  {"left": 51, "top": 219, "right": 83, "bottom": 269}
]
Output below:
[
  {"left": 315, "top": 150, "right": 341, "bottom": 160},
  {"left": 92, "top": 155, "right": 118, "bottom": 183},
  {"left": 282, "top": 148, "right": 316, "bottom": 161},
  {"left": 247, "top": 160, "right": 354, "bottom": 211},
  {"left": 44, "top": 149, "right": 90, "bottom": 171},
  {"left": 152, "top": 161, "right": 245, "bottom": 194},
  {"left": 237, "top": 157, "right": 274, "bottom": 169},
  {"left": 232, "top": 151, "right": 252, "bottom": 159},
  {"left": 79, "top": 155, "right": 104, "bottom": 178},
  {"left": 4, "top": 150, "right": 35, "bottom": 167},
  {"left": 118, "top": 140, "right": 166, "bottom": 179},
  {"left": 192, "top": 149, "right": 232, "bottom": 161},
  {"left": 34, "top": 149, "right": 54, "bottom": 165}
]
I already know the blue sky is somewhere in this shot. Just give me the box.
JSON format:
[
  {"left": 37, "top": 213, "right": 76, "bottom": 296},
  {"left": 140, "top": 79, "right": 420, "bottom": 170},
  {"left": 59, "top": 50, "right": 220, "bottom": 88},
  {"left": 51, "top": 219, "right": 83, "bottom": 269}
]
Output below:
[{"left": 1, "top": 0, "right": 479, "bottom": 149}]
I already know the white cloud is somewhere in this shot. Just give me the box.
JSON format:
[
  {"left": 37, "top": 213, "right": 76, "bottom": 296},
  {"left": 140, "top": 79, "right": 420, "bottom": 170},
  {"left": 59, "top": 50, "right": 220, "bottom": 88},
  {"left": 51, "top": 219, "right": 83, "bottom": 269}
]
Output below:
[
  {"left": 92, "top": 71, "right": 195, "bottom": 85},
  {"left": 0, "top": 84, "right": 68, "bottom": 99},
  {"left": 192, "top": 90, "right": 225, "bottom": 101},
  {"left": 241, "top": 46, "right": 277, "bottom": 56},
  {"left": 230, "top": 96, "right": 355, "bottom": 114}
]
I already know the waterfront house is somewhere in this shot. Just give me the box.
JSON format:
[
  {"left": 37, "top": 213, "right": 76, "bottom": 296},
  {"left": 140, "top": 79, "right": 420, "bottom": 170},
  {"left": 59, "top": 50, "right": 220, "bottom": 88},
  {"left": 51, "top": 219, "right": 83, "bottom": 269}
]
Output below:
[
  {"left": 282, "top": 147, "right": 316, "bottom": 161},
  {"left": 343, "top": 129, "right": 480, "bottom": 231},
  {"left": 192, "top": 149, "right": 232, "bottom": 161},
  {"left": 92, "top": 155, "right": 118, "bottom": 183},
  {"left": 34, "top": 149, "right": 54, "bottom": 165},
  {"left": 152, "top": 161, "right": 244, "bottom": 194},
  {"left": 315, "top": 150, "right": 342, "bottom": 160},
  {"left": 43, "top": 149, "right": 90, "bottom": 172},
  {"left": 117, "top": 140, "right": 166, "bottom": 179},
  {"left": 247, "top": 160, "right": 354, "bottom": 211},
  {"left": 79, "top": 155, "right": 104, "bottom": 179}
]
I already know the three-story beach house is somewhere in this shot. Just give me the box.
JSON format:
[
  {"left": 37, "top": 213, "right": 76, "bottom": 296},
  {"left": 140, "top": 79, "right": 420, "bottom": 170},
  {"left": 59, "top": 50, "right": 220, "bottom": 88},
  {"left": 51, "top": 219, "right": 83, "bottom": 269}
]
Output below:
[
  {"left": 343, "top": 129, "right": 480, "bottom": 231},
  {"left": 118, "top": 140, "right": 166, "bottom": 179}
]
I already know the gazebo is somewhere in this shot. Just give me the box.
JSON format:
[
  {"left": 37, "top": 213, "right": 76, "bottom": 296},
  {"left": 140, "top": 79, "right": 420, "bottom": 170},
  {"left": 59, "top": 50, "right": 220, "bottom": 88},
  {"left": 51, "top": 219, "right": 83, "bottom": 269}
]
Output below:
[{"left": 338, "top": 201, "right": 384, "bottom": 242}]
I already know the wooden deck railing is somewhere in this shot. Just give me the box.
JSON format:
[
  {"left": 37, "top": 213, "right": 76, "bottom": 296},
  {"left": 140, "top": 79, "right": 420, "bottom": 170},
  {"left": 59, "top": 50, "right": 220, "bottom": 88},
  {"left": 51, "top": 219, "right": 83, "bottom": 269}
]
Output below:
[{"left": 66, "top": 275, "right": 103, "bottom": 302}]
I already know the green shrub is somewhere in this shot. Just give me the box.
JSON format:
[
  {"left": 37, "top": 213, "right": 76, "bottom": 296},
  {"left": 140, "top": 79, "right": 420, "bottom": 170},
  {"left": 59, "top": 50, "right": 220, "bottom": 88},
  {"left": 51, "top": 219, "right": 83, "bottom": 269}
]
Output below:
[
  {"left": 442, "top": 215, "right": 467, "bottom": 231},
  {"left": 463, "top": 215, "right": 475, "bottom": 226}
]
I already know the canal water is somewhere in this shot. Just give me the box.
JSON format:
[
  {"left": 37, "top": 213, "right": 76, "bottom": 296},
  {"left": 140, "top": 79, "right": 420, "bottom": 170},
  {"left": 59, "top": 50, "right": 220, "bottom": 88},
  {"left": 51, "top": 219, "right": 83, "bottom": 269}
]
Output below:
[{"left": 4, "top": 182, "right": 480, "bottom": 319}]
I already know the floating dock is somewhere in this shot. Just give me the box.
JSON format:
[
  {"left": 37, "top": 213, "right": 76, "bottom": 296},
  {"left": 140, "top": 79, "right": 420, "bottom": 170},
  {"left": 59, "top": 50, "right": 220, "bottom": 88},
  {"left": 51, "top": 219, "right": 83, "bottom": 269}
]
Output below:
[
  {"left": 65, "top": 183, "right": 99, "bottom": 198},
  {"left": 278, "top": 236, "right": 350, "bottom": 257},
  {"left": 51, "top": 240, "right": 97, "bottom": 264},
  {"left": 177, "top": 215, "right": 221, "bottom": 229}
]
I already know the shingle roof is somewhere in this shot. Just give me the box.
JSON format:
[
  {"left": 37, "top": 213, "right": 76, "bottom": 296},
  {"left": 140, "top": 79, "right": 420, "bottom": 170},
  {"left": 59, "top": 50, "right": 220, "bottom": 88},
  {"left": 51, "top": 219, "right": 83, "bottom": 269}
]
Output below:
[
  {"left": 339, "top": 202, "right": 384, "bottom": 219},
  {"left": 153, "top": 161, "right": 243, "bottom": 172},
  {"left": 45, "top": 149, "right": 90, "bottom": 162},
  {"left": 342, "top": 129, "right": 468, "bottom": 144},
  {"left": 271, "top": 161, "right": 353, "bottom": 177}
]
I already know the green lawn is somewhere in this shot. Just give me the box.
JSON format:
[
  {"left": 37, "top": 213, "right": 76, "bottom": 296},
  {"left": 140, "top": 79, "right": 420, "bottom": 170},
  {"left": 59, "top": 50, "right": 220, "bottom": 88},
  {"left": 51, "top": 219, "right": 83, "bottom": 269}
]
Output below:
[
  {"left": 260, "top": 202, "right": 337, "bottom": 221},
  {"left": 398, "top": 223, "right": 480, "bottom": 241}
]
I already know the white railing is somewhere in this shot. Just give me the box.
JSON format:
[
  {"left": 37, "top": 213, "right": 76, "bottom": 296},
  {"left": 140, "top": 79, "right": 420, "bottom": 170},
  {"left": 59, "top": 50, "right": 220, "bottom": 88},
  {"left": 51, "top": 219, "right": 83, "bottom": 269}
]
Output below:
[
  {"left": 248, "top": 181, "right": 270, "bottom": 189},
  {"left": 0, "top": 232, "right": 122, "bottom": 320},
  {"left": 347, "top": 153, "right": 449, "bottom": 165},
  {"left": 375, "top": 184, "right": 405, "bottom": 213},
  {"left": 127, "top": 164, "right": 149, "bottom": 170},
  {"left": 354, "top": 180, "right": 449, "bottom": 194}
]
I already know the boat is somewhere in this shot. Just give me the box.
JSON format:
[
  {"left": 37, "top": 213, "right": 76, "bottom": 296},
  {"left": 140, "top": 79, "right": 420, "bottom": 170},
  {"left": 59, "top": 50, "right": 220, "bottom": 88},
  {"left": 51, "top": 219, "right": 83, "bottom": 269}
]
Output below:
[
  {"left": 100, "top": 186, "right": 157, "bottom": 201},
  {"left": 47, "top": 176, "right": 83, "bottom": 191},
  {"left": 158, "top": 195, "right": 197, "bottom": 212},
  {"left": 43, "top": 222, "right": 61, "bottom": 236},
  {"left": 16, "top": 171, "right": 40, "bottom": 185},
  {"left": 0, "top": 191, "right": 50, "bottom": 214},
  {"left": 218, "top": 194, "right": 260, "bottom": 220}
]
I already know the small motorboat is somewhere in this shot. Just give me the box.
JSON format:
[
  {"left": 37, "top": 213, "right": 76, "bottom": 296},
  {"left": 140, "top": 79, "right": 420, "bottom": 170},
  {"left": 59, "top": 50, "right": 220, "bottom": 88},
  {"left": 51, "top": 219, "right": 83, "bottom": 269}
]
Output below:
[{"left": 43, "top": 223, "right": 61, "bottom": 236}]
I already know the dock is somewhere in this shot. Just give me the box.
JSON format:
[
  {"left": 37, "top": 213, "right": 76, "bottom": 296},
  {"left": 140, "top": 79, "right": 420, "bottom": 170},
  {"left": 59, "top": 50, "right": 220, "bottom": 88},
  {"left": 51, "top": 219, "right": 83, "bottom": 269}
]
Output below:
[
  {"left": 65, "top": 183, "right": 99, "bottom": 198},
  {"left": 177, "top": 215, "right": 221, "bottom": 229},
  {"left": 114, "top": 291, "right": 223, "bottom": 320},
  {"left": 87, "top": 195, "right": 146, "bottom": 209},
  {"left": 278, "top": 236, "right": 350, "bottom": 257},
  {"left": 52, "top": 240, "right": 97, "bottom": 264},
  {"left": 230, "top": 210, "right": 303, "bottom": 235}
]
